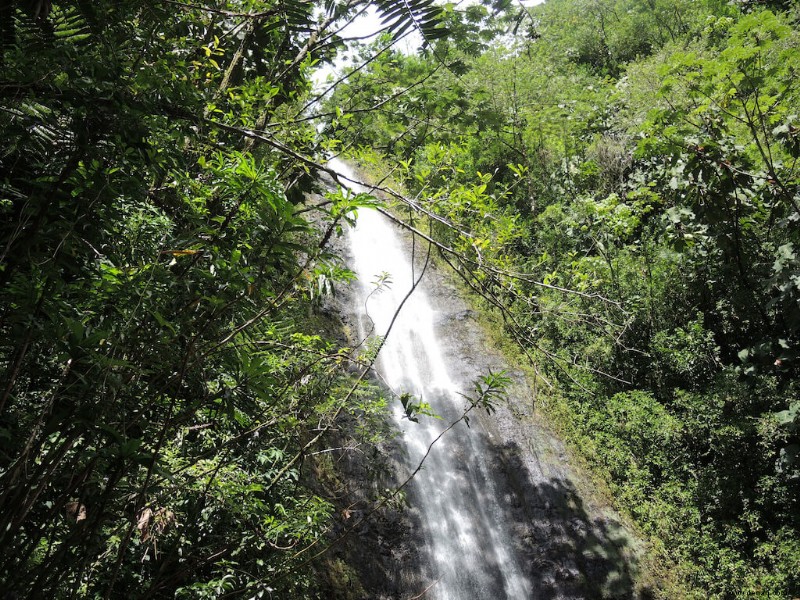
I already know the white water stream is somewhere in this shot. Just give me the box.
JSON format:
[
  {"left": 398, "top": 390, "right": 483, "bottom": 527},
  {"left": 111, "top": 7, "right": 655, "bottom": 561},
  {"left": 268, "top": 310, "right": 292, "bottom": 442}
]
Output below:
[{"left": 333, "top": 159, "right": 533, "bottom": 599}]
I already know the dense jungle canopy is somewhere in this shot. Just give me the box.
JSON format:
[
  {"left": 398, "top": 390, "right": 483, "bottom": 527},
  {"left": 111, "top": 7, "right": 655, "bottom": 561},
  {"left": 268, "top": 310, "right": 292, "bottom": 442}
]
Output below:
[{"left": 0, "top": 0, "right": 798, "bottom": 597}]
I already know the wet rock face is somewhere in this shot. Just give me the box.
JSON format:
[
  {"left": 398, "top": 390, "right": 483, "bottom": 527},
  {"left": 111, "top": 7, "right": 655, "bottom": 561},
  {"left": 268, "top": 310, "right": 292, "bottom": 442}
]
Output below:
[{"left": 323, "top": 160, "right": 647, "bottom": 600}]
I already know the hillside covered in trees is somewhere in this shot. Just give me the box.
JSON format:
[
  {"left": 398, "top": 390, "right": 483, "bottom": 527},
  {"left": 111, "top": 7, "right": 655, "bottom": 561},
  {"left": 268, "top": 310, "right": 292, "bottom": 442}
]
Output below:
[
  {"left": 1, "top": 0, "right": 799, "bottom": 598},
  {"left": 325, "top": 0, "right": 800, "bottom": 597}
]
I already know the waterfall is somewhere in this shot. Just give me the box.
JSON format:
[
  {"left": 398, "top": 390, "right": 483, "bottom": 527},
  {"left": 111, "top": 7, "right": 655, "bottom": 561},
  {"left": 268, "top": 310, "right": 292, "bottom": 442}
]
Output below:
[{"left": 332, "top": 158, "right": 533, "bottom": 599}]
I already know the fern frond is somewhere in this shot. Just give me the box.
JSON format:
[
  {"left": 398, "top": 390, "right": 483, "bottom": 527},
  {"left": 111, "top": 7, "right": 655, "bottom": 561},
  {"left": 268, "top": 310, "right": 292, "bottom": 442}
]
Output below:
[
  {"left": 375, "top": 0, "right": 447, "bottom": 43},
  {"left": 50, "top": 4, "right": 91, "bottom": 43}
]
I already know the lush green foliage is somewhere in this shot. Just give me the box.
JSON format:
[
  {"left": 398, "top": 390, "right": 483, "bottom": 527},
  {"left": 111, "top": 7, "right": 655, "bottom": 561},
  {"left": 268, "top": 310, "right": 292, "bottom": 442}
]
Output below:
[
  {"left": 326, "top": 1, "right": 800, "bottom": 597},
  {"left": 3, "top": 0, "right": 799, "bottom": 595},
  {"left": 0, "top": 0, "right": 450, "bottom": 597}
]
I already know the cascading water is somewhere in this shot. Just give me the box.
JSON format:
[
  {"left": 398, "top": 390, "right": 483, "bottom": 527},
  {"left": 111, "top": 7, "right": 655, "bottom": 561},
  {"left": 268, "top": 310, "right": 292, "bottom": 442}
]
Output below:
[{"left": 332, "top": 158, "right": 533, "bottom": 599}]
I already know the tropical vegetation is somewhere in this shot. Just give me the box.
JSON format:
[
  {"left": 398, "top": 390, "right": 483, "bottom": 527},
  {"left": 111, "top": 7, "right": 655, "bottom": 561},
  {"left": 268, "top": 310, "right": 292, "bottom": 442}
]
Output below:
[
  {"left": 2, "top": 0, "right": 799, "bottom": 597},
  {"left": 325, "top": 0, "right": 800, "bottom": 597}
]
